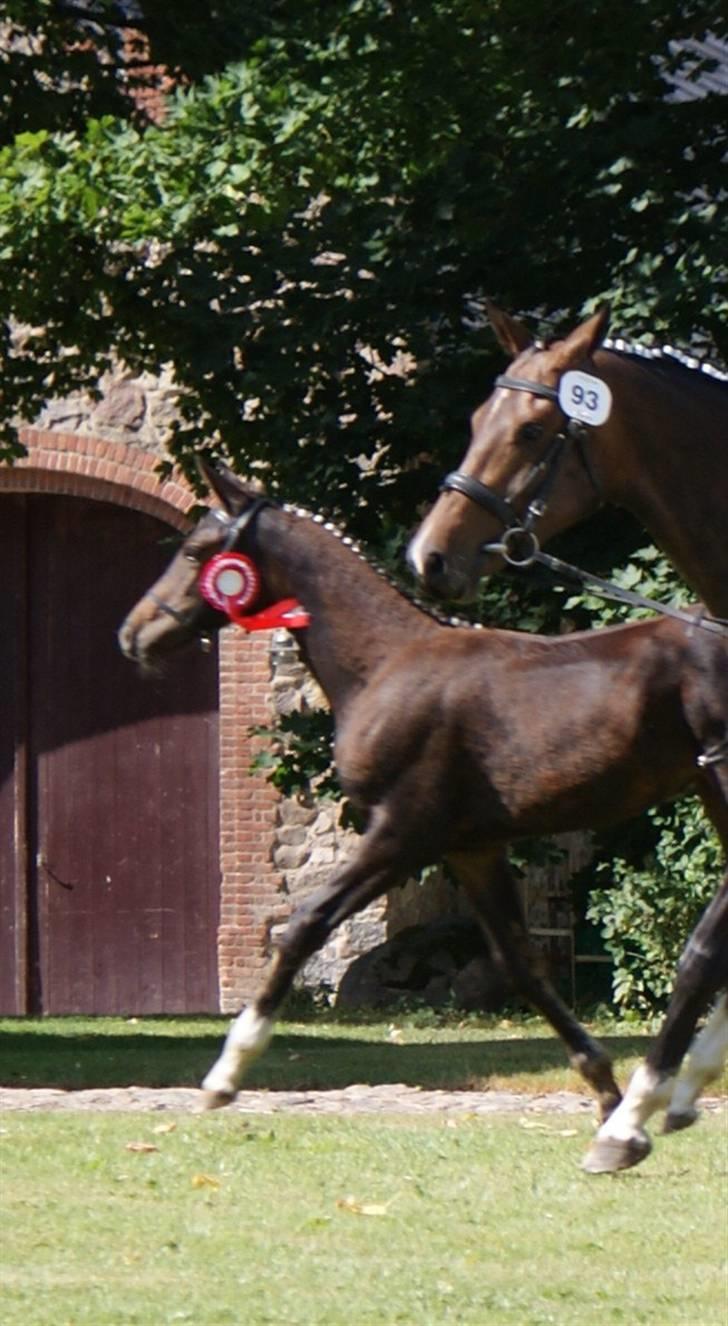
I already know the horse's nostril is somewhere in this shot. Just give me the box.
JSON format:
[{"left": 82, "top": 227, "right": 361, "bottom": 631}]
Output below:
[{"left": 425, "top": 550, "right": 446, "bottom": 579}]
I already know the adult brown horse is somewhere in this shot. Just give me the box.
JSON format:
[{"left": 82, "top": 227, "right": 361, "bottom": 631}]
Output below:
[
  {"left": 407, "top": 303, "right": 728, "bottom": 1169},
  {"left": 119, "top": 461, "right": 728, "bottom": 1172},
  {"left": 407, "top": 302, "right": 728, "bottom": 617}
]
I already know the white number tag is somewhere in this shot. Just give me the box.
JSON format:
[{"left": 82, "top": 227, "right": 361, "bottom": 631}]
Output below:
[{"left": 558, "top": 370, "right": 612, "bottom": 425}]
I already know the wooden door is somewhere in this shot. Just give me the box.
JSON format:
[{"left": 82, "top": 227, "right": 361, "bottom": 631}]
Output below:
[{"left": 0, "top": 494, "right": 220, "bottom": 1014}]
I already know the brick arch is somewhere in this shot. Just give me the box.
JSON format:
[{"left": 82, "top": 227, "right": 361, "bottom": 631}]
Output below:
[
  {"left": 1, "top": 425, "right": 282, "bottom": 1012},
  {"left": 1, "top": 427, "right": 194, "bottom": 529}
]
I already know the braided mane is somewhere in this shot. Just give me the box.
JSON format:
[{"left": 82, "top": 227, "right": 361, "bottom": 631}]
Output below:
[{"left": 602, "top": 336, "right": 728, "bottom": 386}]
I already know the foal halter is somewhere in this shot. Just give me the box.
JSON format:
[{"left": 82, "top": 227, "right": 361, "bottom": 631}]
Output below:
[
  {"left": 146, "top": 500, "right": 270, "bottom": 630},
  {"left": 442, "top": 373, "right": 602, "bottom": 567}
]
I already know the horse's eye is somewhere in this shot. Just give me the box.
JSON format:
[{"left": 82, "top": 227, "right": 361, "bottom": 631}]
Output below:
[
  {"left": 184, "top": 551, "right": 200, "bottom": 565},
  {"left": 519, "top": 422, "right": 543, "bottom": 444}
]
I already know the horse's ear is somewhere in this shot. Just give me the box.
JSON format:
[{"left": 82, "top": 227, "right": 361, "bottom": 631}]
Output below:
[
  {"left": 196, "top": 457, "right": 246, "bottom": 513},
  {"left": 485, "top": 300, "right": 534, "bottom": 357},
  {"left": 553, "top": 307, "right": 611, "bottom": 367}
]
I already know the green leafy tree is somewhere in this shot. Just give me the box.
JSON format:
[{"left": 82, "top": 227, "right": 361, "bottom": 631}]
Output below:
[
  {"left": 0, "top": 1, "right": 725, "bottom": 522},
  {"left": 587, "top": 799, "right": 722, "bottom": 1014}
]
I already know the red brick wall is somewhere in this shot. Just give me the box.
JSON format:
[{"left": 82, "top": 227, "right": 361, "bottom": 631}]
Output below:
[
  {"left": 2, "top": 428, "right": 283, "bottom": 1011},
  {"left": 218, "top": 628, "right": 283, "bottom": 1009}
]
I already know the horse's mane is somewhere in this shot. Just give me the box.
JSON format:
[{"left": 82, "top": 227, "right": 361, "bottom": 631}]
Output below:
[
  {"left": 280, "top": 502, "right": 485, "bottom": 634},
  {"left": 602, "top": 337, "right": 728, "bottom": 390}
]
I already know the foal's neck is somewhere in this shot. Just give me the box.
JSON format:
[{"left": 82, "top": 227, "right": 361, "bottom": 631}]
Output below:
[{"left": 257, "top": 509, "right": 437, "bottom": 713}]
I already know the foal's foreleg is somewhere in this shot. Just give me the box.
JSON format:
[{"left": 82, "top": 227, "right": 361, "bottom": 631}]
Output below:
[
  {"left": 451, "top": 852, "right": 622, "bottom": 1122},
  {"left": 203, "top": 819, "right": 409, "bottom": 1108},
  {"left": 583, "top": 875, "right": 728, "bottom": 1173}
]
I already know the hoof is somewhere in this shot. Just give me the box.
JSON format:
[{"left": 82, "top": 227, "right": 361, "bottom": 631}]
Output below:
[
  {"left": 582, "top": 1132, "right": 652, "bottom": 1174},
  {"left": 203, "top": 1089, "right": 236, "bottom": 1111},
  {"left": 663, "top": 1107, "right": 699, "bottom": 1134}
]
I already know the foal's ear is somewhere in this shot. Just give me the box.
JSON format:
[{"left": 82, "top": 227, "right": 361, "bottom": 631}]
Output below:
[
  {"left": 196, "top": 457, "right": 247, "bottom": 513},
  {"left": 485, "top": 300, "right": 534, "bottom": 357},
  {"left": 553, "top": 306, "right": 611, "bottom": 367}
]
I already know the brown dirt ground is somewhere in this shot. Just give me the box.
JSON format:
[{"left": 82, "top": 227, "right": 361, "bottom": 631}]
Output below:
[{"left": 0, "top": 1084, "right": 725, "bottom": 1118}]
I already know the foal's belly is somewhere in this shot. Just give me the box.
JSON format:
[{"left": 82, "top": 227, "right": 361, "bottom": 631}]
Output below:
[{"left": 482, "top": 745, "right": 695, "bottom": 837}]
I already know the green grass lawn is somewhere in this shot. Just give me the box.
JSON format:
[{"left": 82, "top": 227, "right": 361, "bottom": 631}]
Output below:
[
  {"left": 6, "top": 1009, "right": 727, "bottom": 1097},
  {"left": 1, "top": 1110, "right": 726, "bottom": 1326},
  {"left": 1, "top": 1015, "right": 726, "bottom": 1324}
]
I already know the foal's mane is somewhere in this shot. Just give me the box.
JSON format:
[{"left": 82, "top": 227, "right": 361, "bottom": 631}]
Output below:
[{"left": 278, "top": 499, "right": 486, "bottom": 634}]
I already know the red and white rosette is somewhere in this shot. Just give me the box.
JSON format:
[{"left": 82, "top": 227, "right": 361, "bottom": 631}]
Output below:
[
  {"left": 198, "top": 552, "right": 310, "bottom": 632},
  {"left": 198, "top": 552, "right": 260, "bottom": 615}
]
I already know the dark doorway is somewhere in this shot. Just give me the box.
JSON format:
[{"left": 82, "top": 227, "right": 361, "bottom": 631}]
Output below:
[{"left": 0, "top": 494, "right": 220, "bottom": 1014}]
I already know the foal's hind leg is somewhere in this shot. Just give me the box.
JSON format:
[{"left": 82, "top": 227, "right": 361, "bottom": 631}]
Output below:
[
  {"left": 203, "top": 810, "right": 415, "bottom": 1107},
  {"left": 583, "top": 874, "right": 728, "bottom": 1173},
  {"left": 450, "top": 851, "right": 622, "bottom": 1122}
]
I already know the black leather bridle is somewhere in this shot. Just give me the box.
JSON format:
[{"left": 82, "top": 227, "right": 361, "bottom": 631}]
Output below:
[
  {"left": 441, "top": 373, "right": 603, "bottom": 566},
  {"left": 147, "top": 498, "right": 270, "bottom": 630}
]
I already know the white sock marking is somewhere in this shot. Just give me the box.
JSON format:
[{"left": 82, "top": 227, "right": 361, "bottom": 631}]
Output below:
[
  {"left": 667, "top": 995, "right": 728, "bottom": 1120},
  {"left": 594, "top": 1064, "right": 675, "bottom": 1146},
  {"left": 202, "top": 1007, "right": 273, "bottom": 1097}
]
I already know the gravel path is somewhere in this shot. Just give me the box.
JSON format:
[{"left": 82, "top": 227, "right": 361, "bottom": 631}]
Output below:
[{"left": 1, "top": 1084, "right": 725, "bottom": 1118}]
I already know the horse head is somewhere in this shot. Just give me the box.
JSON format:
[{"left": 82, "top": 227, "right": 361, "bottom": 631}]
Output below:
[
  {"left": 119, "top": 461, "right": 274, "bottom": 669},
  {"left": 407, "top": 303, "right": 610, "bottom": 601}
]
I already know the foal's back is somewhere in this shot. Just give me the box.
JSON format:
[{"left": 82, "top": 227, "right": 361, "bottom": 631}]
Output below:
[{"left": 335, "top": 614, "right": 726, "bottom": 844}]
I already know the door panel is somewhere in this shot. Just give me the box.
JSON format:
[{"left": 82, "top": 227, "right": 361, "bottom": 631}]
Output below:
[
  {"left": 1, "top": 494, "right": 220, "bottom": 1014},
  {"left": 0, "top": 497, "right": 29, "bottom": 1013}
]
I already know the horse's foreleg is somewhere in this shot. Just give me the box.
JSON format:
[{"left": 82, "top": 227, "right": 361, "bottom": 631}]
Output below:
[
  {"left": 583, "top": 875, "right": 728, "bottom": 1173},
  {"left": 202, "top": 816, "right": 409, "bottom": 1108},
  {"left": 451, "top": 852, "right": 622, "bottom": 1123}
]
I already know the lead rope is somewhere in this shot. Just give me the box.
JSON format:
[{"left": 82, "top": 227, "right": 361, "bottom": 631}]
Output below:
[{"left": 519, "top": 546, "right": 728, "bottom": 640}]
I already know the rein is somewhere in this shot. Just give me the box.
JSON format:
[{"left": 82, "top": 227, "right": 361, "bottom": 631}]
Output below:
[
  {"left": 528, "top": 547, "right": 728, "bottom": 642},
  {"left": 445, "top": 371, "right": 728, "bottom": 643}
]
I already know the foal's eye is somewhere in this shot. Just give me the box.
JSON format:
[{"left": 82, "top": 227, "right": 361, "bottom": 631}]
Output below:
[{"left": 519, "top": 422, "right": 543, "bottom": 444}]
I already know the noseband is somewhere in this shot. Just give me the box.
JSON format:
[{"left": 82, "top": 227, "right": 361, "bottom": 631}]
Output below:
[
  {"left": 147, "top": 499, "right": 269, "bottom": 631},
  {"left": 442, "top": 374, "right": 602, "bottom": 566}
]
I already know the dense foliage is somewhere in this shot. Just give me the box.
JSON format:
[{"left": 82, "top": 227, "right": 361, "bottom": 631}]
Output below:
[
  {"left": 587, "top": 799, "right": 723, "bottom": 1014},
  {"left": 1, "top": 2, "right": 726, "bottom": 526},
  {"left": 1, "top": 1, "right": 726, "bottom": 1008}
]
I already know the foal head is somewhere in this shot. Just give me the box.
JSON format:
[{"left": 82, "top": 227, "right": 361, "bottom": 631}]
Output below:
[
  {"left": 408, "top": 303, "right": 610, "bottom": 601},
  {"left": 119, "top": 462, "right": 273, "bottom": 669}
]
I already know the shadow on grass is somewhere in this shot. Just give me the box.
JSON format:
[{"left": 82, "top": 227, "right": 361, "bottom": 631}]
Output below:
[{"left": 0, "top": 1024, "right": 653, "bottom": 1093}]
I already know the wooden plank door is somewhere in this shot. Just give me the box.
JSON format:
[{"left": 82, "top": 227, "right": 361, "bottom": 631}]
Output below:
[
  {"left": 0, "top": 493, "right": 220, "bottom": 1014},
  {"left": 0, "top": 496, "right": 30, "bottom": 1012}
]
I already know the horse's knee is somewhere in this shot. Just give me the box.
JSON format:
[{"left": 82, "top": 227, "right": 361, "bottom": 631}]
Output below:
[{"left": 276, "top": 899, "right": 329, "bottom": 967}]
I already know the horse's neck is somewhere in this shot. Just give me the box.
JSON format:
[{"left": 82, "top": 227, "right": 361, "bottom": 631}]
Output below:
[
  {"left": 598, "top": 352, "right": 728, "bottom": 617},
  {"left": 258, "top": 511, "right": 435, "bottom": 713}
]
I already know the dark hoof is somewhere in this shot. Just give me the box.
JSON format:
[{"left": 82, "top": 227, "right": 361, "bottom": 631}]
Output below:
[
  {"left": 663, "top": 1108, "right": 699, "bottom": 1134},
  {"left": 582, "top": 1132, "right": 652, "bottom": 1174},
  {"left": 203, "top": 1089, "right": 236, "bottom": 1111}
]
